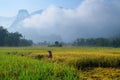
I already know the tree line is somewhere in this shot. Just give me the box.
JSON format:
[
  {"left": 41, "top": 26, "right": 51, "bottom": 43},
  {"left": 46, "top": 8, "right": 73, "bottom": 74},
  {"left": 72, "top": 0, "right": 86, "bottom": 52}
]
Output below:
[
  {"left": 0, "top": 26, "right": 33, "bottom": 46},
  {"left": 73, "top": 37, "right": 120, "bottom": 47}
]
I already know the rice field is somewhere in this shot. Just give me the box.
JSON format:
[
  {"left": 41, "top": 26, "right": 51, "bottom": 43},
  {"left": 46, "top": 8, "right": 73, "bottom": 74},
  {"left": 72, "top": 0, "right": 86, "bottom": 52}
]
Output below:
[{"left": 0, "top": 46, "right": 120, "bottom": 80}]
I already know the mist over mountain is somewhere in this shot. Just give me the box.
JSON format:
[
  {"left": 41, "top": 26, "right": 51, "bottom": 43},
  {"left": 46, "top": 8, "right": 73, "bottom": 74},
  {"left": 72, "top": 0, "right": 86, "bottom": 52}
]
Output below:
[
  {"left": 31, "top": 10, "right": 43, "bottom": 16},
  {"left": 0, "top": 0, "right": 120, "bottom": 42},
  {"left": 8, "top": 9, "right": 63, "bottom": 42},
  {"left": 0, "top": 16, "right": 15, "bottom": 28},
  {"left": 10, "top": 9, "right": 30, "bottom": 29}
]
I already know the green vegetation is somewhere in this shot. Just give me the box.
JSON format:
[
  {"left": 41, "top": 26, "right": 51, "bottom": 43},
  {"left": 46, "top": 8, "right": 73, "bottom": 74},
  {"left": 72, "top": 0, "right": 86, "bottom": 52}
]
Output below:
[
  {"left": 0, "top": 26, "right": 33, "bottom": 46},
  {"left": 0, "top": 52, "right": 79, "bottom": 80},
  {"left": 0, "top": 47, "right": 120, "bottom": 80},
  {"left": 73, "top": 38, "right": 120, "bottom": 47}
]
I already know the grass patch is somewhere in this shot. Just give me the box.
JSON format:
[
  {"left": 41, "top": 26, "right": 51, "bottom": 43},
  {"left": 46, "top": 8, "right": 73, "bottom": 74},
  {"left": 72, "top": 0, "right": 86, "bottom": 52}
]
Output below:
[
  {"left": 0, "top": 46, "right": 120, "bottom": 79},
  {"left": 0, "top": 53, "right": 80, "bottom": 80}
]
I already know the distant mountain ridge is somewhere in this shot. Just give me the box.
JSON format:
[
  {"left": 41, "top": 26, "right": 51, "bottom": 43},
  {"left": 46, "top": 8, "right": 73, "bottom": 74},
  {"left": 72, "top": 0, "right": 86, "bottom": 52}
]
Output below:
[
  {"left": 0, "top": 9, "right": 43, "bottom": 28},
  {"left": 10, "top": 9, "right": 30, "bottom": 28},
  {"left": 31, "top": 9, "right": 43, "bottom": 15},
  {"left": 1, "top": 9, "right": 62, "bottom": 42}
]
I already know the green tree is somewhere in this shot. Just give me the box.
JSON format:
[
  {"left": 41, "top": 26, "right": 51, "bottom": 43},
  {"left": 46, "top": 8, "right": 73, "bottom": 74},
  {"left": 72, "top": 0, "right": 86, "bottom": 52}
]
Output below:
[
  {"left": 4, "top": 32, "right": 22, "bottom": 46},
  {"left": 74, "top": 38, "right": 85, "bottom": 46},
  {"left": 55, "top": 41, "right": 59, "bottom": 46},
  {"left": 19, "top": 39, "right": 33, "bottom": 46},
  {"left": 95, "top": 38, "right": 110, "bottom": 46},
  {"left": 112, "top": 37, "right": 120, "bottom": 47},
  {"left": 0, "top": 26, "right": 8, "bottom": 46},
  {"left": 0, "top": 26, "right": 33, "bottom": 46},
  {"left": 86, "top": 38, "right": 96, "bottom": 46}
]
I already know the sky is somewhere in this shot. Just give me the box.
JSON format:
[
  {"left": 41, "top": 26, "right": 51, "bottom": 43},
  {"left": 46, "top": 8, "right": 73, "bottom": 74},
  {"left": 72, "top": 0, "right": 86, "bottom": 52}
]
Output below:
[
  {"left": 1, "top": 0, "right": 120, "bottom": 42},
  {"left": 0, "top": 0, "right": 83, "bottom": 17}
]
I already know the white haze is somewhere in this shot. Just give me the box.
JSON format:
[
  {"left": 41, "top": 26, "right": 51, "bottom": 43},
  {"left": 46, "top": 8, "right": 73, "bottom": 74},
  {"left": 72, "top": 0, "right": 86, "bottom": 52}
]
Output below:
[{"left": 15, "top": 0, "right": 120, "bottom": 42}]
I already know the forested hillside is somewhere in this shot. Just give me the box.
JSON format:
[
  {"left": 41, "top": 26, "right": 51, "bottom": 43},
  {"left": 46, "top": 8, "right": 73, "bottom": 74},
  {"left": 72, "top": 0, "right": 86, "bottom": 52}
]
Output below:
[{"left": 0, "top": 26, "right": 33, "bottom": 46}]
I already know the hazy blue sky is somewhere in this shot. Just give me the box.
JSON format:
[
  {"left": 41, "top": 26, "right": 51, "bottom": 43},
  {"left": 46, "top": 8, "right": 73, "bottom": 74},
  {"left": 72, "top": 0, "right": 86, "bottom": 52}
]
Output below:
[
  {"left": 1, "top": 0, "right": 120, "bottom": 42},
  {"left": 0, "top": 0, "right": 83, "bottom": 17}
]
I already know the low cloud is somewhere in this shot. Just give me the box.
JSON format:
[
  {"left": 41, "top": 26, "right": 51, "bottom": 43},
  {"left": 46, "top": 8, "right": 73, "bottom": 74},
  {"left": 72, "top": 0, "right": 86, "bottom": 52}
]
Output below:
[{"left": 17, "top": 0, "right": 120, "bottom": 42}]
